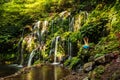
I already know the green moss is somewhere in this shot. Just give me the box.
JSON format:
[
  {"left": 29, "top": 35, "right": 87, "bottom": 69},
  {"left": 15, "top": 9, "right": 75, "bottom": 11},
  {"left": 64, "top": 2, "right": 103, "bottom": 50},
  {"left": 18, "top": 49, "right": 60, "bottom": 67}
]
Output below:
[
  {"left": 89, "top": 65, "right": 105, "bottom": 80},
  {"left": 94, "top": 65, "right": 105, "bottom": 74},
  {"left": 111, "top": 70, "right": 120, "bottom": 80},
  {"left": 64, "top": 57, "right": 80, "bottom": 69}
]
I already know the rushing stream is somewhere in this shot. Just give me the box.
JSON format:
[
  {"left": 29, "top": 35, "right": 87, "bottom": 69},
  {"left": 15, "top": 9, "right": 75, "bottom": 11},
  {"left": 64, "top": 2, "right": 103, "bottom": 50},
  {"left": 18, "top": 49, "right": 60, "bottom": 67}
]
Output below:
[{"left": 2, "top": 64, "right": 70, "bottom": 80}]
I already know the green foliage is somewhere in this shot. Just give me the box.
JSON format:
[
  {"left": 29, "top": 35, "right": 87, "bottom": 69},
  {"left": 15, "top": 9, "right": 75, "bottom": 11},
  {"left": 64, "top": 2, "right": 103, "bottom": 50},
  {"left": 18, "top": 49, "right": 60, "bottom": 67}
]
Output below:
[
  {"left": 94, "top": 54, "right": 104, "bottom": 59},
  {"left": 80, "top": 17, "right": 109, "bottom": 43},
  {"left": 64, "top": 57, "right": 80, "bottom": 69},
  {"left": 92, "top": 34, "right": 119, "bottom": 59},
  {"left": 111, "top": 70, "right": 120, "bottom": 80},
  {"left": 89, "top": 65, "right": 105, "bottom": 80},
  {"left": 69, "top": 31, "right": 82, "bottom": 43},
  {"left": 69, "top": 57, "right": 80, "bottom": 69},
  {"left": 94, "top": 65, "right": 105, "bottom": 74}
]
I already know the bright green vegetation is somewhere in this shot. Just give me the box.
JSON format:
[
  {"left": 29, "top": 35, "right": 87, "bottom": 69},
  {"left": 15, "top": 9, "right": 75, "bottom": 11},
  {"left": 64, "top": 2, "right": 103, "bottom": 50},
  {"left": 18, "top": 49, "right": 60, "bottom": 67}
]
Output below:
[{"left": 0, "top": 0, "right": 120, "bottom": 68}]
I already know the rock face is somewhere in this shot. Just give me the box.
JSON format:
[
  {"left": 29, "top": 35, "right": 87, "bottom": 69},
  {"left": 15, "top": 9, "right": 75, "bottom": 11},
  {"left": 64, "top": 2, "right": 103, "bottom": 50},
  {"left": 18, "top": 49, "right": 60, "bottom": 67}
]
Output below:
[
  {"left": 83, "top": 51, "right": 120, "bottom": 72},
  {"left": 83, "top": 62, "right": 95, "bottom": 72},
  {"left": 95, "top": 51, "right": 120, "bottom": 65}
]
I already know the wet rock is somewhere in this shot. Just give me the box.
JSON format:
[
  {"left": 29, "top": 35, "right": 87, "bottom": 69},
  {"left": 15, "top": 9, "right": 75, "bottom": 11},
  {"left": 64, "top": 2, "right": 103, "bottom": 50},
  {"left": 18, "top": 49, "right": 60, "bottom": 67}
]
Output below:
[{"left": 83, "top": 62, "right": 95, "bottom": 72}]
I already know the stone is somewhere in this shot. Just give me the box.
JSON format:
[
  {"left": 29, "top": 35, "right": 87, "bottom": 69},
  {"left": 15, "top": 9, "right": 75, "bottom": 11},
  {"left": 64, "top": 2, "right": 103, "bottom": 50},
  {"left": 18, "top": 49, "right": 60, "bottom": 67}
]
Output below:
[
  {"left": 95, "top": 56, "right": 105, "bottom": 64},
  {"left": 71, "top": 72, "right": 76, "bottom": 75},
  {"left": 83, "top": 62, "right": 95, "bottom": 72},
  {"left": 105, "top": 53, "right": 111, "bottom": 63},
  {"left": 112, "top": 51, "right": 119, "bottom": 59},
  {"left": 116, "top": 55, "right": 120, "bottom": 62}
]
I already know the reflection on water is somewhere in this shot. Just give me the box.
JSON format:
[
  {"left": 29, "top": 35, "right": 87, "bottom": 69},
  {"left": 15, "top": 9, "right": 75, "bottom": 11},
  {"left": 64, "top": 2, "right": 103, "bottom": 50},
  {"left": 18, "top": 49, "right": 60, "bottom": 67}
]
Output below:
[
  {"left": 5, "top": 65, "right": 70, "bottom": 80},
  {"left": 0, "top": 64, "right": 19, "bottom": 78}
]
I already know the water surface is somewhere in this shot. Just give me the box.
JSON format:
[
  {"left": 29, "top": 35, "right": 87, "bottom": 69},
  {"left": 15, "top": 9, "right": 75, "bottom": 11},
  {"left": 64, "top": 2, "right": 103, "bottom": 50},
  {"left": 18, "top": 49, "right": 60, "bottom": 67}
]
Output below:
[
  {"left": 0, "top": 64, "right": 19, "bottom": 77},
  {"left": 4, "top": 65, "right": 70, "bottom": 80}
]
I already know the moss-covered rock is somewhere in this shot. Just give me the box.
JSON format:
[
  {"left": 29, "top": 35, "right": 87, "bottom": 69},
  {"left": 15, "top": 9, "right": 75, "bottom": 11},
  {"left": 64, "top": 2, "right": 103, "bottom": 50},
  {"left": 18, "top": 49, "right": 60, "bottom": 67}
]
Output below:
[
  {"left": 83, "top": 62, "right": 95, "bottom": 72},
  {"left": 88, "top": 65, "right": 105, "bottom": 80}
]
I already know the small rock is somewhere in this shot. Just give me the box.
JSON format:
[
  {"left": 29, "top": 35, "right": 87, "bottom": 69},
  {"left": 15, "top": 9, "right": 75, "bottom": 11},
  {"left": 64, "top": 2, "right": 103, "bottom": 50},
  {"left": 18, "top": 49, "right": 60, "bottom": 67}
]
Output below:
[
  {"left": 83, "top": 62, "right": 94, "bottom": 72},
  {"left": 71, "top": 72, "right": 76, "bottom": 75},
  {"left": 105, "top": 53, "right": 111, "bottom": 63},
  {"left": 116, "top": 55, "right": 120, "bottom": 62},
  {"left": 110, "top": 51, "right": 119, "bottom": 59},
  {"left": 95, "top": 56, "right": 105, "bottom": 64}
]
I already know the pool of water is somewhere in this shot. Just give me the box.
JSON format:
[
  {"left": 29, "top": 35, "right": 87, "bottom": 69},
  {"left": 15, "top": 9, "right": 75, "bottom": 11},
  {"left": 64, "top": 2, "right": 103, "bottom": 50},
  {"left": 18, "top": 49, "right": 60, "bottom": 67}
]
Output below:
[
  {"left": 0, "top": 64, "right": 20, "bottom": 78},
  {"left": 3, "top": 65, "right": 70, "bottom": 80}
]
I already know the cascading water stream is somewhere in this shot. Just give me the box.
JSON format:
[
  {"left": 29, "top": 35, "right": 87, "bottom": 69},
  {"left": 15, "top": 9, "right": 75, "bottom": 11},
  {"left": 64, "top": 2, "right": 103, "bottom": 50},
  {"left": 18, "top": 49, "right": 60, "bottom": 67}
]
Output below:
[
  {"left": 53, "top": 36, "right": 60, "bottom": 64},
  {"left": 27, "top": 20, "right": 49, "bottom": 67},
  {"left": 40, "top": 21, "right": 48, "bottom": 53},
  {"left": 17, "top": 28, "right": 25, "bottom": 66},
  {"left": 68, "top": 16, "right": 74, "bottom": 59},
  {"left": 68, "top": 38, "right": 72, "bottom": 59},
  {"left": 84, "top": 11, "right": 88, "bottom": 22},
  {"left": 49, "top": 38, "right": 56, "bottom": 58},
  {"left": 28, "top": 49, "right": 37, "bottom": 67},
  {"left": 69, "top": 16, "right": 74, "bottom": 32},
  {"left": 33, "top": 21, "right": 40, "bottom": 29},
  {"left": 34, "top": 21, "right": 41, "bottom": 43}
]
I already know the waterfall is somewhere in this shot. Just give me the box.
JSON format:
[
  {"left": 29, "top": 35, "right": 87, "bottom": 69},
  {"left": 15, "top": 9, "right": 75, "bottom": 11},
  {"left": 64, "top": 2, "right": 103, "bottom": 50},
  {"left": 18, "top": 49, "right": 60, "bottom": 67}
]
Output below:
[
  {"left": 34, "top": 21, "right": 41, "bottom": 43},
  {"left": 53, "top": 36, "right": 60, "bottom": 64},
  {"left": 78, "top": 11, "right": 89, "bottom": 30},
  {"left": 33, "top": 21, "right": 41, "bottom": 29},
  {"left": 43, "top": 20, "right": 48, "bottom": 28},
  {"left": 67, "top": 16, "right": 74, "bottom": 59},
  {"left": 27, "top": 20, "right": 48, "bottom": 67},
  {"left": 41, "top": 30, "right": 47, "bottom": 39},
  {"left": 49, "top": 38, "right": 56, "bottom": 58},
  {"left": 68, "top": 38, "right": 72, "bottom": 59},
  {"left": 20, "top": 47, "right": 24, "bottom": 65},
  {"left": 49, "top": 49, "right": 54, "bottom": 57},
  {"left": 51, "top": 38, "right": 56, "bottom": 49},
  {"left": 28, "top": 49, "right": 37, "bottom": 67},
  {"left": 17, "top": 28, "right": 25, "bottom": 65},
  {"left": 69, "top": 17, "right": 74, "bottom": 32},
  {"left": 84, "top": 11, "right": 88, "bottom": 23},
  {"left": 17, "top": 20, "right": 50, "bottom": 67}
]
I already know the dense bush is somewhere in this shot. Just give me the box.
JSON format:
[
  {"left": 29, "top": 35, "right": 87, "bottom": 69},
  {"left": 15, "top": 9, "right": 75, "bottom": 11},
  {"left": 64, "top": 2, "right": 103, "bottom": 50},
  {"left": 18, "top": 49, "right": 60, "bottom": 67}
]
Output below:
[{"left": 80, "top": 17, "right": 109, "bottom": 43}]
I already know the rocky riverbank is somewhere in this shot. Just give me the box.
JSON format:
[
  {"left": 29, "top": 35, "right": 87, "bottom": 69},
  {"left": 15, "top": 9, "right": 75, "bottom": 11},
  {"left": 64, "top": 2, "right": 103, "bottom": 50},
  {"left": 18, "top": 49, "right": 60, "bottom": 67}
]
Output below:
[{"left": 63, "top": 51, "right": 120, "bottom": 80}]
